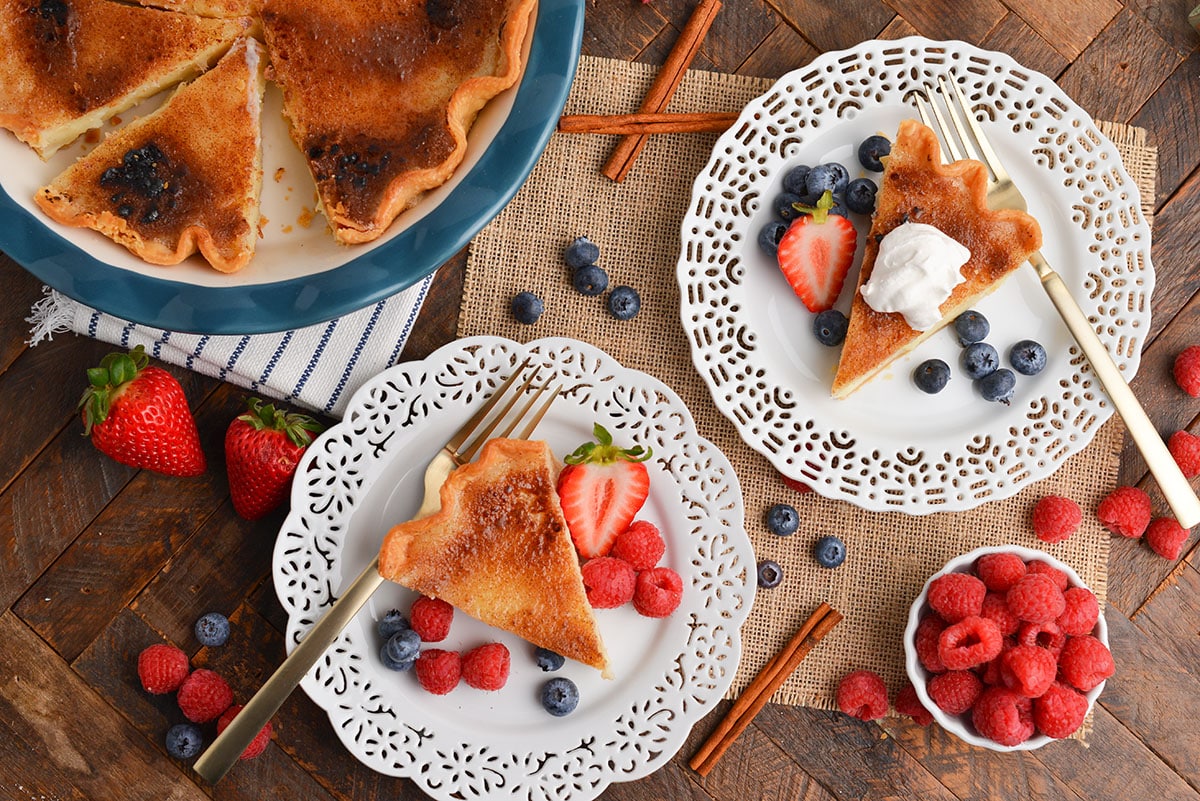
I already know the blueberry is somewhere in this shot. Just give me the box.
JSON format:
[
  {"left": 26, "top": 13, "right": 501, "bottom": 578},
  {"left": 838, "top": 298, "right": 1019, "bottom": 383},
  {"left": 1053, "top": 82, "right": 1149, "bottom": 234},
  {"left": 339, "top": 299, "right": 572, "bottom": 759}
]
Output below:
[
  {"left": 376, "top": 609, "right": 410, "bottom": 639},
  {"left": 757, "top": 220, "right": 788, "bottom": 256},
  {"left": 954, "top": 310, "right": 990, "bottom": 346},
  {"left": 773, "top": 192, "right": 804, "bottom": 221},
  {"left": 912, "top": 358, "right": 951, "bottom": 394},
  {"left": 781, "top": 164, "right": 811, "bottom": 195},
  {"left": 165, "top": 723, "right": 204, "bottom": 760},
  {"left": 1009, "top": 339, "right": 1047, "bottom": 376},
  {"left": 541, "top": 677, "right": 580, "bottom": 716},
  {"left": 765, "top": 503, "right": 799, "bottom": 536},
  {"left": 511, "top": 291, "right": 544, "bottom": 324},
  {"left": 563, "top": 236, "right": 599, "bottom": 269},
  {"left": 535, "top": 647, "right": 565, "bottom": 672},
  {"left": 756, "top": 559, "right": 783, "bottom": 589},
  {"left": 572, "top": 264, "right": 609, "bottom": 296},
  {"left": 607, "top": 285, "right": 641, "bottom": 320},
  {"left": 194, "top": 612, "right": 230, "bottom": 647},
  {"left": 857, "top": 135, "right": 892, "bottom": 171},
  {"left": 813, "top": 535, "right": 847, "bottom": 568},
  {"left": 961, "top": 342, "right": 1000, "bottom": 380},
  {"left": 978, "top": 368, "right": 1016, "bottom": 404},
  {"left": 805, "top": 162, "right": 849, "bottom": 197},
  {"left": 812, "top": 309, "right": 848, "bottom": 347},
  {"left": 843, "top": 177, "right": 877, "bottom": 215},
  {"left": 380, "top": 628, "right": 420, "bottom": 670}
]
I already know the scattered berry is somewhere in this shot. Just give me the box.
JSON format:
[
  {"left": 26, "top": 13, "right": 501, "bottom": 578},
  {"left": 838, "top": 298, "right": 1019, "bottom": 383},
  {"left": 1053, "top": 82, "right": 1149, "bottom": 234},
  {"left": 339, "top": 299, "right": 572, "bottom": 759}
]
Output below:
[
  {"left": 1031, "top": 495, "right": 1082, "bottom": 544},
  {"left": 913, "top": 358, "right": 951, "bottom": 394},
  {"left": 607, "top": 285, "right": 641, "bottom": 320},
  {"left": 914, "top": 613, "right": 948, "bottom": 674},
  {"left": 1033, "top": 681, "right": 1089, "bottom": 739},
  {"left": 857, "top": 135, "right": 891, "bottom": 172},
  {"left": 216, "top": 704, "right": 273, "bottom": 760},
  {"left": 137, "top": 643, "right": 190, "bottom": 694},
  {"left": 893, "top": 681, "right": 934, "bottom": 725},
  {"left": 415, "top": 649, "right": 461, "bottom": 695},
  {"left": 765, "top": 503, "right": 800, "bottom": 536},
  {"left": 410, "top": 596, "right": 454, "bottom": 642},
  {"left": 998, "top": 644, "right": 1057, "bottom": 698},
  {"left": 1056, "top": 586, "right": 1100, "bottom": 636},
  {"left": 773, "top": 192, "right": 805, "bottom": 221},
  {"left": 953, "top": 310, "right": 990, "bottom": 346},
  {"left": 927, "top": 572, "right": 986, "bottom": 623},
  {"left": 376, "top": 609, "right": 410, "bottom": 639},
  {"left": 581, "top": 556, "right": 637, "bottom": 608},
  {"left": 757, "top": 220, "right": 789, "bottom": 256},
  {"left": 843, "top": 177, "right": 877, "bottom": 214},
  {"left": 812, "top": 309, "right": 848, "bottom": 347},
  {"left": 1057, "top": 634, "right": 1114, "bottom": 692},
  {"left": 1005, "top": 573, "right": 1066, "bottom": 624},
  {"left": 813, "top": 535, "right": 847, "bottom": 568},
  {"left": 541, "top": 676, "right": 580, "bottom": 716},
  {"left": 927, "top": 669, "right": 983, "bottom": 715},
  {"left": 511, "top": 291, "right": 544, "bottom": 324},
  {"left": 572, "top": 264, "right": 609, "bottom": 296},
  {"left": 225, "top": 397, "right": 323, "bottom": 520},
  {"left": 805, "top": 162, "right": 849, "bottom": 197},
  {"left": 978, "top": 368, "right": 1016, "bottom": 404},
  {"left": 164, "top": 722, "right": 205, "bottom": 760},
  {"left": 534, "top": 647, "right": 565, "bottom": 672},
  {"left": 1009, "top": 339, "right": 1047, "bottom": 376},
  {"left": 756, "top": 558, "right": 783, "bottom": 588},
  {"left": 194, "top": 612, "right": 230, "bottom": 648},
  {"left": 1167, "top": 430, "right": 1200, "bottom": 478},
  {"left": 563, "top": 236, "right": 599, "bottom": 269},
  {"left": 1096, "top": 485, "right": 1152, "bottom": 538},
  {"left": 1173, "top": 345, "right": 1200, "bottom": 396},
  {"left": 610, "top": 520, "right": 665, "bottom": 570},
  {"left": 937, "top": 615, "right": 1003, "bottom": 670},
  {"left": 961, "top": 342, "right": 999, "bottom": 380},
  {"left": 775, "top": 190, "right": 857, "bottom": 313},
  {"left": 974, "top": 552, "right": 1026, "bottom": 593},
  {"left": 380, "top": 628, "right": 421, "bottom": 670},
  {"left": 1145, "top": 517, "right": 1190, "bottom": 560},
  {"left": 836, "top": 669, "right": 888, "bottom": 721},
  {"left": 972, "top": 687, "right": 1035, "bottom": 747},
  {"left": 461, "top": 643, "right": 511, "bottom": 691},
  {"left": 176, "top": 668, "right": 234, "bottom": 723},
  {"left": 632, "top": 566, "right": 684, "bottom": 618}
]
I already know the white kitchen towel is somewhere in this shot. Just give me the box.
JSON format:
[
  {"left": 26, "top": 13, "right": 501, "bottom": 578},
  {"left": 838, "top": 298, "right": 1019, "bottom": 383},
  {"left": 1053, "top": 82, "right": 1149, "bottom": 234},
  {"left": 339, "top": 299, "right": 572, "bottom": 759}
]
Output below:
[{"left": 26, "top": 276, "right": 432, "bottom": 418}]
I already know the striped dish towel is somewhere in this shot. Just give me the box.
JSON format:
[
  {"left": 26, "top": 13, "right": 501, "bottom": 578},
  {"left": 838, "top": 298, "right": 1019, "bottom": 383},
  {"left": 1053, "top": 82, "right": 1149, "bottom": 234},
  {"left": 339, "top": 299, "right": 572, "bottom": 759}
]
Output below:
[{"left": 26, "top": 277, "right": 432, "bottom": 418}]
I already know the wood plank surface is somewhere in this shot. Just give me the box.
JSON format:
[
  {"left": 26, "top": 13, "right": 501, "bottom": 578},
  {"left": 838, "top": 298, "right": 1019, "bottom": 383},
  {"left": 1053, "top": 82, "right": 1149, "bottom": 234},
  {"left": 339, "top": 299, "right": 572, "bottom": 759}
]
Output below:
[{"left": 1, "top": 2, "right": 1199, "bottom": 800}]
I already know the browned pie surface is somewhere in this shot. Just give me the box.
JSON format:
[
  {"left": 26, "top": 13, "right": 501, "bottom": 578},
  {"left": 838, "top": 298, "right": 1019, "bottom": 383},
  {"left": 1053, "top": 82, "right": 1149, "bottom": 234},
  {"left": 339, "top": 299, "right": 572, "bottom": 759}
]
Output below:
[
  {"left": 378, "top": 438, "right": 611, "bottom": 676},
  {"left": 127, "top": 0, "right": 255, "bottom": 18},
  {"left": 831, "top": 119, "right": 1043, "bottom": 398},
  {"left": 260, "top": 0, "right": 535, "bottom": 243}
]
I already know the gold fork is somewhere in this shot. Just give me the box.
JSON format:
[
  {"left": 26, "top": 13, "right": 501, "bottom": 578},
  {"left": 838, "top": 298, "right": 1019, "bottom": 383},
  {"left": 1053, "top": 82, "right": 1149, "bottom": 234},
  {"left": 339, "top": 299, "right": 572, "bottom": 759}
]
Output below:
[
  {"left": 914, "top": 76, "right": 1200, "bottom": 529},
  {"left": 194, "top": 359, "right": 561, "bottom": 783}
]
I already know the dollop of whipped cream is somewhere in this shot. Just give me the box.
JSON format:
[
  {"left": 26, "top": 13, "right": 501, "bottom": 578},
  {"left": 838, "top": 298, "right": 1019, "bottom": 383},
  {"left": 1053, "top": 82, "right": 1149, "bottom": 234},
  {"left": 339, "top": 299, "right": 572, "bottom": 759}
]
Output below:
[{"left": 859, "top": 222, "right": 971, "bottom": 330}]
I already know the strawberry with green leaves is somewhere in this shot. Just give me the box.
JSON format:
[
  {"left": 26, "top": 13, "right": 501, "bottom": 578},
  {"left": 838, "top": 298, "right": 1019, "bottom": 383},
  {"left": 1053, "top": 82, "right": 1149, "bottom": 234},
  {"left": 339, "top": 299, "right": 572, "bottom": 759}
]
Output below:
[
  {"left": 225, "top": 397, "right": 323, "bottom": 520},
  {"left": 775, "top": 189, "right": 858, "bottom": 312},
  {"left": 79, "top": 345, "right": 206, "bottom": 476},
  {"left": 557, "top": 423, "right": 652, "bottom": 559}
]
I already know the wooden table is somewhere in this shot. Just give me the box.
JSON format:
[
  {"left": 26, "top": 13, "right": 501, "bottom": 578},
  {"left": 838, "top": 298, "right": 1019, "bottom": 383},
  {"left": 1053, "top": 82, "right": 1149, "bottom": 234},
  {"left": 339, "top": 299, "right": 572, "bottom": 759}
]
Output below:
[{"left": 3, "top": 2, "right": 1199, "bottom": 799}]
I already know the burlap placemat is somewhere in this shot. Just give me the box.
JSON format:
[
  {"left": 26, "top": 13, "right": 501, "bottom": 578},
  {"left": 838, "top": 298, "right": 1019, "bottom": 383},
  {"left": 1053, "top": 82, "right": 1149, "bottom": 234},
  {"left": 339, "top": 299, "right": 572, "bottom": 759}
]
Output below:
[{"left": 460, "top": 56, "right": 1156, "bottom": 713}]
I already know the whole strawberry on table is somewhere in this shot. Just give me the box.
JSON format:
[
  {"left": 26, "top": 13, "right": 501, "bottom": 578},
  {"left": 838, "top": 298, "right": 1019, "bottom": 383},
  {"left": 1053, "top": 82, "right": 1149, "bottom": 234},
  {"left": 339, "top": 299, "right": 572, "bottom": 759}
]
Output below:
[{"left": 225, "top": 397, "right": 324, "bottom": 520}]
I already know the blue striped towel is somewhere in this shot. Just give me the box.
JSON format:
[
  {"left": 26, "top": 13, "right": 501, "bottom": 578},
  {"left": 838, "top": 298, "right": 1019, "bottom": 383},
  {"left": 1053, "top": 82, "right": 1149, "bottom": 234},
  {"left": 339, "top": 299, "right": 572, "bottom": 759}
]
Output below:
[{"left": 26, "top": 278, "right": 433, "bottom": 418}]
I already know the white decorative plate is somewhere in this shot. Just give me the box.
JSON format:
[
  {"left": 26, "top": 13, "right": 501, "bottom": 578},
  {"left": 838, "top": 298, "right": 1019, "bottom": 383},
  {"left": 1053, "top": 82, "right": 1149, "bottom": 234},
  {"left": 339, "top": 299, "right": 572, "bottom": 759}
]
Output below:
[
  {"left": 273, "top": 336, "right": 754, "bottom": 800},
  {"left": 677, "top": 36, "right": 1153, "bottom": 514}
]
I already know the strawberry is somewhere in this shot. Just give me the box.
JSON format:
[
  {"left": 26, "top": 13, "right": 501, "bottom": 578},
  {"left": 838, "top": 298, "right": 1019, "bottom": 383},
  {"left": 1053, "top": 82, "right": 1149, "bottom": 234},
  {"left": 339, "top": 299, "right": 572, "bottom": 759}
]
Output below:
[
  {"left": 79, "top": 345, "right": 205, "bottom": 476},
  {"left": 775, "top": 190, "right": 858, "bottom": 312},
  {"left": 224, "top": 397, "right": 323, "bottom": 520},
  {"left": 557, "top": 423, "right": 652, "bottom": 559}
]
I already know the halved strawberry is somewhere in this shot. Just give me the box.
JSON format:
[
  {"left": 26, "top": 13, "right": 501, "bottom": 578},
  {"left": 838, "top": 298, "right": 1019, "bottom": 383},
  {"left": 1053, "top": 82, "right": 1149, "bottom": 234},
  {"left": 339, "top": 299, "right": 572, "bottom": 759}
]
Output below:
[
  {"left": 556, "top": 423, "right": 652, "bottom": 559},
  {"left": 775, "top": 190, "right": 858, "bottom": 312}
]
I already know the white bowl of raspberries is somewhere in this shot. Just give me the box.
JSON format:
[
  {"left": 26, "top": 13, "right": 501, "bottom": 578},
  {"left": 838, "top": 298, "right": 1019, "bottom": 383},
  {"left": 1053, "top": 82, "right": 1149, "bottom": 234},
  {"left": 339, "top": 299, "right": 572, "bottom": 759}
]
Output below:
[{"left": 903, "top": 545, "right": 1112, "bottom": 750}]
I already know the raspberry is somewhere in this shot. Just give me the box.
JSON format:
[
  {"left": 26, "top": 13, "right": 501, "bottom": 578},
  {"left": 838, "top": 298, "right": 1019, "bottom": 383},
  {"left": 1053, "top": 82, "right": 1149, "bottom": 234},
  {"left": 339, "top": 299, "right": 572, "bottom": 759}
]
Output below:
[
  {"left": 977, "top": 649, "right": 1006, "bottom": 687},
  {"left": 835, "top": 669, "right": 888, "bottom": 721},
  {"left": 1057, "top": 587, "right": 1100, "bottom": 636},
  {"left": 980, "top": 592, "right": 1019, "bottom": 636},
  {"left": 893, "top": 681, "right": 934, "bottom": 726},
  {"left": 415, "top": 649, "right": 461, "bottom": 695},
  {"left": 137, "top": 643, "right": 190, "bottom": 694},
  {"left": 580, "top": 556, "right": 637, "bottom": 608},
  {"left": 938, "top": 615, "right": 1003, "bottom": 670},
  {"left": 1173, "top": 345, "right": 1200, "bottom": 396},
  {"left": 461, "top": 642, "right": 510, "bottom": 691},
  {"left": 927, "top": 572, "right": 986, "bottom": 623},
  {"left": 972, "top": 687, "right": 1035, "bottom": 746},
  {"left": 999, "top": 644, "right": 1056, "bottom": 698},
  {"left": 1031, "top": 496, "right": 1082, "bottom": 544},
  {"left": 1033, "top": 681, "right": 1088, "bottom": 739},
  {"left": 927, "top": 669, "right": 983, "bottom": 715},
  {"left": 1025, "top": 560, "right": 1069, "bottom": 591},
  {"left": 610, "top": 521, "right": 665, "bottom": 571},
  {"left": 1096, "top": 485, "right": 1152, "bottom": 538},
  {"left": 176, "top": 669, "right": 234, "bottom": 723},
  {"left": 1016, "top": 620, "right": 1067, "bottom": 658},
  {"left": 1057, "top": 634, "right": 1114, "bottom": 692},
  {"left": 975, "top": 552, "right": 1026, "bottom": 593},
  {"left": 1005, "top": 574, "right": 1066, "bottom": 624},
  {"left": 1168, "top": 430, "right": 1200, "bottom": 478},
  {"left": 779, "top": 471, "right": 812, "bottom": 494},
  {"left": 914, "top": 614, "right": 948, "bottom": 673},
  {"left": 631, "top": 566, "right": 683, "bottom": 618},
  {"left": 410, "top": 596, "right": 454, "bottom": 642},
  {"left": 216, "top": 704, "right": 273, "bottom": 760},
  {"left": 1145, "top": 517, "right": 1190, "bottom": 560}
]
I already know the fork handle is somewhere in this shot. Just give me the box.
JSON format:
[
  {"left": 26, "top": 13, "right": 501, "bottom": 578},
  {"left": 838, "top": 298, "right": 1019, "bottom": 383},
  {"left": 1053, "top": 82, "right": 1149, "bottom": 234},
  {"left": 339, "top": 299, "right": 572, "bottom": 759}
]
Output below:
[
  {"left": 1030, "top": 250, "right": 1200, "bottom": 528},
  {"left": 193, "top": 557, "right": 386, "bottom": 784}
]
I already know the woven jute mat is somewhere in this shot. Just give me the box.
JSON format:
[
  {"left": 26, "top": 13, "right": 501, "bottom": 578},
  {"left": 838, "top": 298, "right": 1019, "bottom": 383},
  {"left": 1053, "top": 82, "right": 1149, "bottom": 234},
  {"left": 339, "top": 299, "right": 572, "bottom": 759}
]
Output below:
[{"left": 459, "top": 56, "right": 1156, "bottom": 715}]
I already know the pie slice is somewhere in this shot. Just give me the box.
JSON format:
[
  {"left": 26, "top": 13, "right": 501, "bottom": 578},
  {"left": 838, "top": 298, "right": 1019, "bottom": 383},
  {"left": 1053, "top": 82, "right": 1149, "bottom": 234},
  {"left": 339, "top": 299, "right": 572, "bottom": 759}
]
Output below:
[
  {"left": 0, "top": 0, "right": 253, "bottom": 159},
  {"left": 35, "top": 37, "right": 267, "bottom": 273},
  {"left": 831, "top": 119, "right": 1043, "bottom": 399},
  {"left": 260, "top": 0, "right": 536, "bottom": 244},
  {"left": 378, "top": 438, "right": 612, "bottom": 678}
]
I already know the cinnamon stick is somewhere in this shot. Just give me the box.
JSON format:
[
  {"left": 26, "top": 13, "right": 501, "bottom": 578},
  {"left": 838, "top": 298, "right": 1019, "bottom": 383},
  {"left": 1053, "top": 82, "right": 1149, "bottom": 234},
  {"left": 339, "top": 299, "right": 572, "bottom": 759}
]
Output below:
[
  {"left": 601, "top": 0, "right": 722, "bottom": 182},
  {"left": 559, "top": 112, "right": 738, "bottom": 135},
  {"left": 689, "top": 603, "right": 843, "bottom": 777}
]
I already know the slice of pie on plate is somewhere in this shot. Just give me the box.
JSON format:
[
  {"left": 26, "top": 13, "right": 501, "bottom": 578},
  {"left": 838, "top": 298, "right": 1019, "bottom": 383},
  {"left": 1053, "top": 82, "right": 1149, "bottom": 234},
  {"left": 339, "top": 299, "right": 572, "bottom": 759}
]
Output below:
[
  {"left": 378, "top": 438, "right": 613, "bottom": 678},
  {"left": 831, "top": 119, "right": 1043, "bottom": 399},
  {"left": 126, "top": 0, "right": 255, "bottom": 18},
  {"left": 0, "top": 0, "right": 253, "bottom": 158},
  {"left": 260, "top": 0, "right": 536, "bottom": 244},
  {"left": 35, "top": 37, "right": 267, "bottom": 273}
]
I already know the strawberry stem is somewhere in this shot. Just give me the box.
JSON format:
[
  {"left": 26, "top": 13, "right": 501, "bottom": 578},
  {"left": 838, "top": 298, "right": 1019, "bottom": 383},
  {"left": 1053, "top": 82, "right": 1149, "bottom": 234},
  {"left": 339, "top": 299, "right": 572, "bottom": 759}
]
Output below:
[
  {"left": 564, "top": 422, "right": 652, "bottom": 465},
  {"left": 78, "top": 345, "right": 150, "bottom": 435},
  {"left": 237, "top": 397, "right": 324, "bottom": 448},
  {"left": 790, "top": 189, "right": 836, "bottom": 224}
]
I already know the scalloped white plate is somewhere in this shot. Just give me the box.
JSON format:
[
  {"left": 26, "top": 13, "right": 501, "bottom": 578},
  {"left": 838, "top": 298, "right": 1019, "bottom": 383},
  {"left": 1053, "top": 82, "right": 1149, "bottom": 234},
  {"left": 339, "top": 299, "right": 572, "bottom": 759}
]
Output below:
[
  {"left": 677, "top": 37, "right": 1153, "bottom": 515},
  {"left": 272, "top": 336, "right": 754, "bottom": 801}
]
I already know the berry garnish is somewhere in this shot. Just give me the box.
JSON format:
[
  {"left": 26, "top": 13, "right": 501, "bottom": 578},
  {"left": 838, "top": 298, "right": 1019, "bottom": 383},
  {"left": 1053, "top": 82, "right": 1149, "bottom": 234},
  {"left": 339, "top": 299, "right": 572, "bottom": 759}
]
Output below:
[
  {"left": 607, "top": 285, "right": 641, "bottom": 320},
  {"left": 757, "top": 220, "right": 788, "bottom": 256},
  {"left": 1031, "top": 495, "right": 1082, "bottom": 544},
  {"left": 415, "top": 649, "right": 461, "bottom": 695},
  {"left": 216, "top": 705, "right": 273, "bottom": 760},
  {"left": 972, "top": 687, "right": 1035, "bottom": 746},
  {"left": 380, "top": 628, "right": 420, "bottom": 670},
  {"left": 835, "top": 669, "right": 887, "bottom": 720},
  {"left": 563, "top": 235, "right": 600, "bottom": 269},
  {"left": 927, "top": 573, "right": 986, "bottom": 623},
  {"left": 534, "top": 647, "right": 565, "bottom": 672},
  {"left": 953, "top": 310, "right": 989, "bottom": 345},
  {"left": 843, "top": 177, "right": 877, "bottom": 214},
  {"left": 541, "top": 677, "right": 580, "bottom": 716},
  {"left": 410, "top": 596, "right": 454, "bottom": 641},
  {"left": 780, "top": 163, "right": 811, "bottom": 195},
  {"left": 225, "top": 397, "right": 324, "bottom": 520},
  {"left": 1173, "top": 345, "right": 1200, "bottom": 396},
  {"left": 572, "top": 264, "right": 609, "bottom": 296},
  {"left": 137, "top": 643, "right": 190, "bottom": 694},
  {"left": 804, "top": 162, "right": 849, "bottom": 197},
  {"left": 1009, "top": 339, "right": 1047, "bottom": 375},
  {"left": 775, "top": 190, "right": 858, "bottom": 313},
  {"left": 765, "top": 503, "right": 799, "bottom": 536},
  {"left": 1167, "top": 429, "right": 1200, "bottom": 478},
  {"left": 960, "top": 341, "right": 999, "bottom": 380},
  {"left": 1145, "top": 517, "right": 1190, "bottom": 560},
  {"left": 376, "top": 609, "right": 410, "bottom": 639},
  {"left": 632, "top": 566, "right": 683, "bottom": 618},
  {"left": 1006, "top": 573, "right": 1066, "bottom": 624},
  {"left": 461, "top": 642, "right": 511, "bottom": 691},
  {"left": 756, "top": 558, "right": 783, "bottom": 588},
  {"left": 977, "top": 368, "right": 1016, "bottom": 404},
  {"left": 176, "top": 668, "right": 234, "bottom": 723},
  {"left": 857, "top": 135, "right": 891, "bottom": 171},
  {"left": 557, "top": 423, "right": 652, "bottom": 559},
  {"left": 511, "top": 291, "right": 544, "bottom": 324},
  {"left": 580, "top": 556, "right": 637, "bottom": 608},
  {"left": 912, "top": 358, "right": 950, "bottom": 394},
  {"left": 1096, "top": 485, "right": 1152, "bottom": 538},
  {"left": 812, "top": 309, "right": 848, "bottom": 346},
  {"left": 813, "top": 535, "right": 846, "bottom": 568},
  {"left": 194, "top": 612, "right": 230, "bottom": 647},
  {"left": 165, "top": 722, "right": 205, "bottom": 760},
  {"left": 609, "top": 520, "right": 665, "bottom": 571},
  {"left": 773, "top": 191, "right": 805, "bottom": 221},
  {"left": 1057, "top": 634, "right": 1114, "bottom": 692}
]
